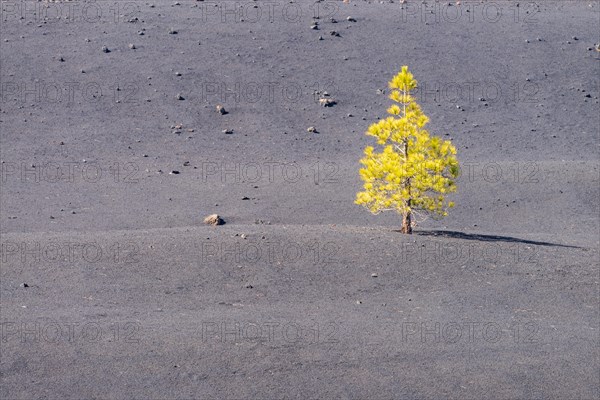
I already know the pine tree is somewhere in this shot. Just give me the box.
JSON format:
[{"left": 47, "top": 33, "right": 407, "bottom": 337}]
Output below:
[{"left": 355, "top": 66, "right": 459, "bottom": 234}]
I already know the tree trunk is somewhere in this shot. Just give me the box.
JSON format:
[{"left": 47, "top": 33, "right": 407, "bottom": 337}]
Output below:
[{"left": 401, "top": 211, "right": 412, "bottom": 234}]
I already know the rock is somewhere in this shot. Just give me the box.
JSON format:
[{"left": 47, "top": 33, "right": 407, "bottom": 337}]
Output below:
[
  {"left": 319, "top": 98, "right": 336, "bottom": 107},
  {"left": 20, "top": 283, "right": 29, "bottom": 288},
  {"left": 310, "top": 24, "right": 319, "bottom": 30},
  {"left": 347, "top": 16, "right": 357, "bottom": 22},
  {"left": 330, "top": 31, "right": 341, "bottom": 37},
  {"left": 176, "top": 94, "right": 184, "bottom": 100},
  {"left": 169, "top": 28, "right": 178, "bottom": 34},
  {"left": 216, "top": 104, "right": 227, "bottom": 115},
  {"left": 318, "top": 36, "right": 324, "bottom": 41},
  {"left": 102, "top": 46, "right": 110, "bottom": 53},
  {"left": 307, "top": 126, "right": 317, "bottom": 133},
  {"left": 244, "top": 283, "right": 253, "bottom": 289},
  {"left": 371, "top": 273, "right": 378, "bottom": 278},
  {"left": 222, "top": 129, "right": 234, "bottom": 134},
  {"left": 128, "top": 43, "right": 136, "bottom": 49},
  {"left": 241, "top": 196, "right": 250, "bottom": 200},
  {"left": 204, "top": 214, "right": 224, "bottom": 226},
  {"left": 169, "top": 170, "right": 180, "bottom": 175}
]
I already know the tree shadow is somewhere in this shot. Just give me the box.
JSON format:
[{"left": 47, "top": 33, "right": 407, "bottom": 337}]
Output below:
[{"left": 413, "top": 230, "right": 583, "bottom": 249}]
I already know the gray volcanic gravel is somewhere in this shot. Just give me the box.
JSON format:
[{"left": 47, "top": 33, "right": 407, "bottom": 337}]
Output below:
[{"left": 0, "top": 1, "right": 598, "bottom": 399}]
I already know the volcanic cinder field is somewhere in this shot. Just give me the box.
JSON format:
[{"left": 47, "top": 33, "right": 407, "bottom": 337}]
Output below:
[{"left": 0, "top": 0, "right": 599, "bottom": 399}]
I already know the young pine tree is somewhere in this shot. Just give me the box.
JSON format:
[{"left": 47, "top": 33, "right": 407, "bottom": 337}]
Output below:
[{"left": 355, "top": 66, "right": 459, "bottom": 234}]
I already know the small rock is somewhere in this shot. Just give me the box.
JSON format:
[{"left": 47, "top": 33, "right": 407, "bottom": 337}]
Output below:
[
  {"left": 244, "top": 283, "right": 253, "bottom": 289},
  {"left": 330, "top": 31, "right": 341, "bottom": 37},
  {"left": 222, "top": 129, "right": 234, "bottom": 134},
  {"left": 356, "top": 300, "right": 362, "bottom": 304},
  {"left": 241, "top": 196, "right": 250, "bottom": 200},
  {"left": 20, "top": 283, "right": 29, "bottom": 288},
  {"left": 216, "top": 104, "right": 227, "bottom": 115},
  {"left": 310, "top": 24, "right": 319, "bottom": 30},
  {"left": 318, "top": 36, "right": 324, "bottom": 41},
  {"left": 176, "top": 94, "right": 184, "bottom": 100},
  {"left": 347, "top": 16, "right": 356, "bottom": 22},
  {"left": 307, "top": 126, "right": 317, "bottom": 133},
  {"left": 371, "top": 273, "right": 378, "bottom": 278},
  {"left": 204, "top": 214, "right": 224, "bottom": 226},
  {"left": 101, "top": 46, "right": 110, "bottom": 53},
  {"left": 170, "top": 170, "right": 180, "bottom": 175},
  {"left": 128, "top": 43, "right": 136, "bottom": 49},
  {"left": 319, "top": 98, "right": 336, "bottom": 107},
  {"left": 169, "top": 28, "right": 178, "bottom": 34}
]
